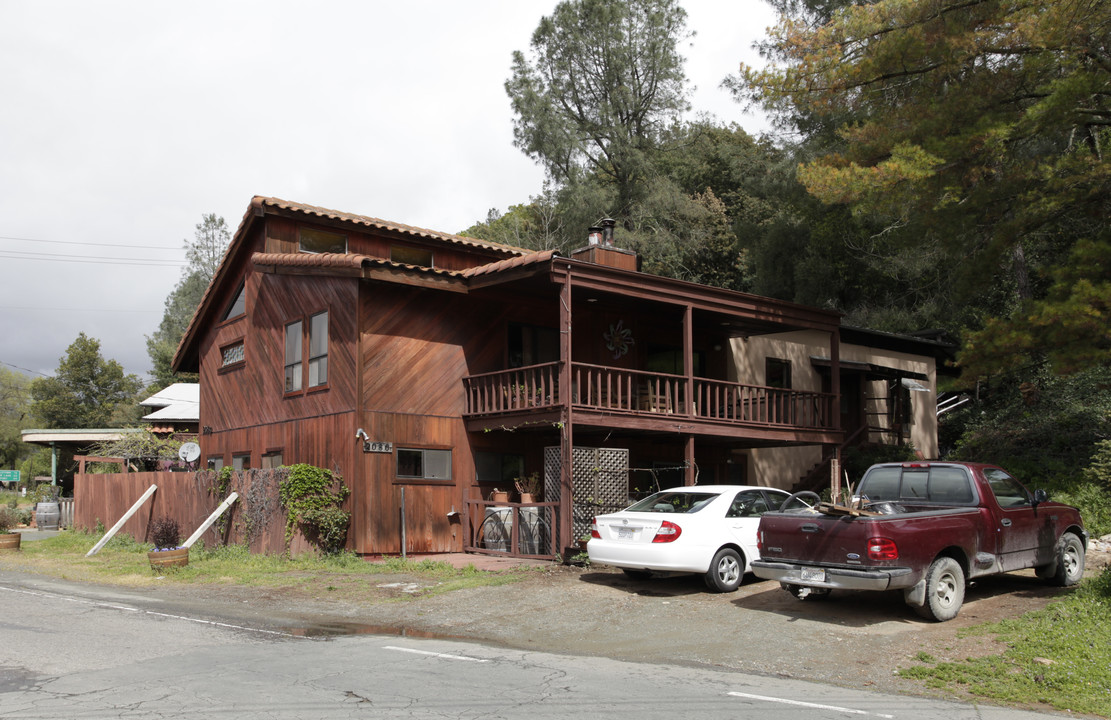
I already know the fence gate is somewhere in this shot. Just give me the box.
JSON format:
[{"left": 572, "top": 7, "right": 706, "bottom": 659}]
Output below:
[{"left": 543, "top": 446, "right": 630, "bottom": 543}]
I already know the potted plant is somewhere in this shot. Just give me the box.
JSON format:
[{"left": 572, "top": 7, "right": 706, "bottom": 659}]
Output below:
[
  {"left": 0, "top": 507, "right": 20, "bottom": 551},
  {"left": 147, "top": 517, "right": 189, "bottom": 570},
  {"left": 514, "top": 472, "right": 541, "bottom": 504}
]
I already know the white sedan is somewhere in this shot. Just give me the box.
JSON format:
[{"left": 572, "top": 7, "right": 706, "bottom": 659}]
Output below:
[{"left": 587, "top": 485, "right": 796, "bottom": 592}]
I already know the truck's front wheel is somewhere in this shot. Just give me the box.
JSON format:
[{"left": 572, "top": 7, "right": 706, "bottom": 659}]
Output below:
[
  {"left": 1048, "top": 532, "right": 1086, "bottom": 587},
  {"left": 915, "top": 557, "right": 965, "bottom": 622}
]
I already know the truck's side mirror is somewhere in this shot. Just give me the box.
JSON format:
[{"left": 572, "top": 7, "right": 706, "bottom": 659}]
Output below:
[{"left": 1033, "top": 489, "right": 1049, "bottom": 505}]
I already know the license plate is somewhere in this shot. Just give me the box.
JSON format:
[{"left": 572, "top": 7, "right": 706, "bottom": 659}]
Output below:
[
  {"left": 616, "top": 527, "right": 634, "bottom": 540},
  {"left": 800, "top": 567, "right": 826, "bottom": 583}
]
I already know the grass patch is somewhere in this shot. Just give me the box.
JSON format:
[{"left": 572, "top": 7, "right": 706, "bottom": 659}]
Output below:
[
  {"left": 900, "top": 568, "right": 1111, "bottom": 717},
  {"left": 0, "top": 530, "right": 535, "bottom": 596}
]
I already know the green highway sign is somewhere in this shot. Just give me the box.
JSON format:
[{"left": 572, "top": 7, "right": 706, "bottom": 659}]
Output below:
[{"left": 0, "top": 470, "right": 19, "bottom": 484}]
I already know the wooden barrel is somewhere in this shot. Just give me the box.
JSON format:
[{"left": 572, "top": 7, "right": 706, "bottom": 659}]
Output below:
[
  {"left": 148, "top": 547, "right": 189, "bottom": 570},
  {"left": 35, "top": 502, "right": 60, "bottom": 530},
  {"left": 0, "top": 533, "right": 20, "bottom": 551}
]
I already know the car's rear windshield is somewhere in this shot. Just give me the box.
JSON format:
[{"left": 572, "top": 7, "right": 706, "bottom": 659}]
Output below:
[
  {"left": 625, "top": 491, "right": 718, "bottom": 513},
  {"left": 859, "top": 465, "right": 975, "bottom": 505}
]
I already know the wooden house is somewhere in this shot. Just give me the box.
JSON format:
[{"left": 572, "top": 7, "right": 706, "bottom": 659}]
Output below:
[{"left": 173, "top": 196, "right": 948, "bottom": 557}]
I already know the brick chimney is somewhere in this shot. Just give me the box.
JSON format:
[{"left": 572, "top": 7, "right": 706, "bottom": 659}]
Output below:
[{"left": 571, "top": 218, "right": 638, "bottom": 271}]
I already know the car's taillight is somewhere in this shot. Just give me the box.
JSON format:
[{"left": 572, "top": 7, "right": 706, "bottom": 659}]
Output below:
[
  {"left": 868, "top": 537, "right": 898, "bottom": 560},
  {"left": 757, "top": 530, "right": 763, "bottom": 552},
  {"left": 652, "top": 520, "right": 682, "bottom": 543},
  {"left": 590, "top": 517, "right": 601, "bottom": 539}
]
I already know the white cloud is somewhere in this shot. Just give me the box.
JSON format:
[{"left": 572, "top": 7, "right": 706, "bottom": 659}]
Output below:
[{"left": 0, "top": 0, "right": 775, "bottom": 380}]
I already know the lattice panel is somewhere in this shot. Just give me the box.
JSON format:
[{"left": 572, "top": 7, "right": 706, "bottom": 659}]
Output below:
[{"left": 544, "top": 446, "right": 630, "bottom": 542}]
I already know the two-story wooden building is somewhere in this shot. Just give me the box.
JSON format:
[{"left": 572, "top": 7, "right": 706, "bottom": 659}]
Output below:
[{"left": 173, "top": 196, "right": 947, "bottom": 557}]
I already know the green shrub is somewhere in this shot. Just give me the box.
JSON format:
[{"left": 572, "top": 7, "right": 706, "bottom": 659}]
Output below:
[{"left": 278, "top": 464, "right": 350, "bottom": 555}]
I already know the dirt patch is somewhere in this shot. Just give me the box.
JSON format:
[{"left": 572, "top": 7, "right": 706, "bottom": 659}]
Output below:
[{"left": 149, "top": 545, "right": 1110, "bottom": 704}]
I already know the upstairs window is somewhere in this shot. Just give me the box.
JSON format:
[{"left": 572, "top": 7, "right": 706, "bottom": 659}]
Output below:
[
  {"left": 284, "top": 320, "right": 303, "bottom": 393},
  {"left": 223, "top": 282, "right": 246, "bottom": 321},
  {"left": 308, "top": 311, "right": 328, "bottom": 388},
  {"left": 221, "top": 340, "right": 245, "bottom": 369},
  {"left": 765, "top": 358, "right": 792, "bottom": 389},
  {"left": 390, "top": 245, "right": 433, "bottom": 268},
  {"left": 300, "top": 227, "right": 347, "bottom": 254},
  {"left": 284, "top": 311, "right": 329, "bottom": 394}
]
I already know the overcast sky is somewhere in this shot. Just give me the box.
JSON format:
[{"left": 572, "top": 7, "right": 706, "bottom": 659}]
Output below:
[{"left": 0, "top": 0, "right": 777, "bottom": 383}]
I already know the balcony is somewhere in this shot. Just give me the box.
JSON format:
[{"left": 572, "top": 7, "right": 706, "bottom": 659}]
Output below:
[{"left": 463, "top": 362, "right": 837, "bottom": 434}]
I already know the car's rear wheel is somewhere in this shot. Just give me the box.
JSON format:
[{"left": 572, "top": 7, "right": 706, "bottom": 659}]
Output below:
[
  {"left": 704, "top": 548, "right": 743, "bottom": 592},
  {"left": 914, "top": 556, "right": 965, "bottom": 622}
]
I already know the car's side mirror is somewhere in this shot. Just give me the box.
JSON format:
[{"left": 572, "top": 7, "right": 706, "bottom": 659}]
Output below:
[{"left": 1033, "top": 489, "right": 1049, "bottom": 505}]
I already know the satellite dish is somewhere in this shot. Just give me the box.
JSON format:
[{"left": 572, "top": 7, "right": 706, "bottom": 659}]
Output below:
[{"left": 179, "top": 442, "right": 201, "bottom": 463}]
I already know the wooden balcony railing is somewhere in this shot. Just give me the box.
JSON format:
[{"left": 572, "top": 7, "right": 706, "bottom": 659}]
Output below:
[
  {"left": 463, "top": 362, "right": 835, "bottom": 431},
  {"left": 464, "top": 362, "right": 561, "bottom": 414}
]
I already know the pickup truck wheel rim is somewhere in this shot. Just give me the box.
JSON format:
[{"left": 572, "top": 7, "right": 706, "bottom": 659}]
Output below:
[
  {"left": 935, "top": 570, "right": 958, "bottom": 608},
  {"left": 1063, "top": 540, "right": 1081, "bottom": 579}
]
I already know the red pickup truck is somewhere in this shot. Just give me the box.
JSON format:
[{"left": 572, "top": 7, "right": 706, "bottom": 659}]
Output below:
[{"left": 752, "top": 462, "right": 1088, "bottom": 621}]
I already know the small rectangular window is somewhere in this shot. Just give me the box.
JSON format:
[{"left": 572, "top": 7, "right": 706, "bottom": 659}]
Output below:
[
  {"left": 207, "top": 456, "right": 224, "bottom": 471},
  {"left": 765, "top": 358, "right": 791, "bottom": 389},
  {"left": 261, "top": 451, "right": 283, "bottom": 469},
  {"left": 390, "top": 245, "right": 434, "bottom": 267},
  {"left": 308, "top": 311, "right": 328, "bottom": 388},
  {"left": 232, "top": 453, "right": 251, "bottom": 471},
  {"left": 221, "top": 340, "right": 245, "bottom": 368},
  {"left": 300, "top": 228, "right": 347, "bottom": 254},
  {"left": 397, "top": 448, "right": 452, "bottom": 480},
  {"left": 284, "top": 320, "right": 303, "bottom": 393}
]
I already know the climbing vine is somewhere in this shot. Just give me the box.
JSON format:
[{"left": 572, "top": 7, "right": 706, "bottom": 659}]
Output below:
[{"left": 278, "top": 464, "right": 350, "bottom": 555}]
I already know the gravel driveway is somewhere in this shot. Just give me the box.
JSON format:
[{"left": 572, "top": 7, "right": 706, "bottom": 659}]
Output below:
[{"left": 126, "top": 541, "right": 1109, "bottom": 707}]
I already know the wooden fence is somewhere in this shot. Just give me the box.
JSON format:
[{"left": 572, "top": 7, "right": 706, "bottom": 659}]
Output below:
[{"left": 74, "top": 471, "right": 311, "bottom": 554}]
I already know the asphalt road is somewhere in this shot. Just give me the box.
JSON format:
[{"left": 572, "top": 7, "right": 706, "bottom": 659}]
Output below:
[{"left": 0, "top": 570, "right": 1074, "bottom": 720}]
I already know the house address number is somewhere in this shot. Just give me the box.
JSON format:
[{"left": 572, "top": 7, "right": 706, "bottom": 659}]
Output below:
[{"left": 362, "top": 441, "right": 393, "bottom": 454}]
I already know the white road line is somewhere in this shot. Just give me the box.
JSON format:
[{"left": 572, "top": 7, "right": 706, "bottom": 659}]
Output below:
[
  {"left": 728, "top": 691, "right": 895, "bottom": 718},
  {"left": 383, "top": 645, "right": 489, "bottom": 663},
  {"left": 0, "top": 585, "right": 302, "bottom": 639}
]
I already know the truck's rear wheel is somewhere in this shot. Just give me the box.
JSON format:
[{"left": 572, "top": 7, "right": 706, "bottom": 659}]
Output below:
[{"left": 915, "top": 556, "right": 965, "bottom": 622}]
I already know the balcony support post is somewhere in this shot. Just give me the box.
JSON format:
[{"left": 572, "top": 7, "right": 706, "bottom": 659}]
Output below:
[{"left": 559, "top": 267, "right": 575, "bottom": 553}]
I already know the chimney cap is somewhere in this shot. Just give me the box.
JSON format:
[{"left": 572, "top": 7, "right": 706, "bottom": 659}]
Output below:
[{"left": 599, "top": 218, "right": 616, "bottom": 246}]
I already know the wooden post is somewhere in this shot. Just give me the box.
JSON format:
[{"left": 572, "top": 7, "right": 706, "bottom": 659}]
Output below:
[
  {"left": 86, "top": 485, "right": 157, "bottom": 557},
  {"left": 559, "top": 269, "right": 575, "bottom": 553},
  {"left": 183, "top": 492, "right": 239, "bottom": 548},
  {"left": 400, "top": 487, "right": 407, "bottom": 560}
]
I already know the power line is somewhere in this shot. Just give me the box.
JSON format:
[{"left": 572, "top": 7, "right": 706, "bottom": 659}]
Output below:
[
  {"left": 0, "top": 305, "right": 160, "bottom": 314},
  {"left": 0, "top": 250, "right": 184, "bottom": 267},
  {"left": 0, "top": 234, "right": 182, "bottom": 251},
  {"left": 0, "top": 360, "right": 51, "bottom": 377}
]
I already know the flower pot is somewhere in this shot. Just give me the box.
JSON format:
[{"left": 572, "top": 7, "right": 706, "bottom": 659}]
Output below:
[
  {"left": 148, "top": 547, "right": 189, "bottom": 570},
  {"left": 0, "top": 532, "right": 20, "bottom": 551},
  {"left": 520, "top": 493, "right": 535, "bottom": 504},
  {"left": 490, "top": 490, "right": 509, "bottom": 503}
]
